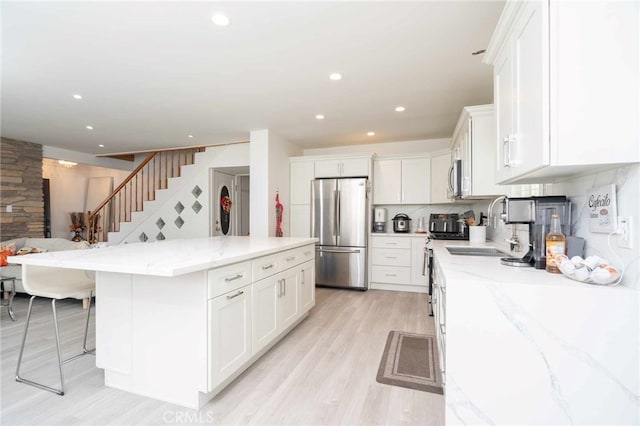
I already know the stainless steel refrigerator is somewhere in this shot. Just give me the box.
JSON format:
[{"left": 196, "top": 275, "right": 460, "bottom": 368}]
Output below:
[{"left": 311, "top": 178, "right": 368, "bottom": 290}]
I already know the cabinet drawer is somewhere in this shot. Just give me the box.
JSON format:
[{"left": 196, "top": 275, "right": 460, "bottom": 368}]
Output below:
[
  {"left": 371, "top": 265, "right": 411, "bottom": 285},
  {"left": 252, "top": 254, "right": 280, "bottom": 282},
  {"left": 370, "top": 236, "right": 411, "bottom": 249},
  {"left": 278, "top": 245, "right": 315, "bottom": 271},
  {"left": 208, "top": 261, "right": 252, "bottom": 299},
  {"left": 371, "top": 248, "right": 410, "bottom": 267}
]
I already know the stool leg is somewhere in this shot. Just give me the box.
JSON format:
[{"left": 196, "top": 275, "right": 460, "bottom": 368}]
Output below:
[
  {"left": 15, "top": 296, "right": 36, "bottom": 379},
  {"left": 51, "top": 299, "right": 66, "bottom": 395},
  {"left": 82, "top": 292, "right": 95, "bottom": 354},
  {"left": 15, "top": 297, "right": 64, "bottom": 395}
]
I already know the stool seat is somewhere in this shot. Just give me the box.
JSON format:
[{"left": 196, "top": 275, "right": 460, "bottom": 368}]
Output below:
[{"left": 15, "top": 264, "right": 96, "bottom": 396}]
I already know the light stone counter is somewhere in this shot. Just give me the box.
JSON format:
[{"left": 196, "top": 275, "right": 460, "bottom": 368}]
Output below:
[
  {"left": 9, "top": 236, "right": 317, "bottom": 276},
  {"left": 431, "top": 240, "right": 640, "bottom": 425}
]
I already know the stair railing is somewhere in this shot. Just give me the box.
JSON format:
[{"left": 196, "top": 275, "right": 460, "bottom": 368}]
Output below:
[{"left": 87, "top": 146, "right": 205, "bottom": 243}]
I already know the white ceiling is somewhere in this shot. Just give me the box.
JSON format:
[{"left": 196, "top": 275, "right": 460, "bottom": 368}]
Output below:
[{"left": 1, "top": 1, "right": 504, "bottom": 155}]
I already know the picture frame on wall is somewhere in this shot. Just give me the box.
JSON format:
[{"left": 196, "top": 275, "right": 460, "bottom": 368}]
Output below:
[{"left": 587, "top": 184, "right": 617, "bottom": 233}]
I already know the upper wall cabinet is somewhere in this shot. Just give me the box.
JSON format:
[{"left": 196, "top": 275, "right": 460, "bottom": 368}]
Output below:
[
  {"left": 430, "top": 150, "right": 453, "bottom": 204},
  {"left": 484, "top": 0, "right": 639, "bottom": 184},
  {"left": 452, "top": 105, "right": 502, "bottom": 199},
  {"left": 373, "top": 157, "right": 430, "bottom": 205},
  {"left": 314, "top": 157, "right": 370, "bottom": 178}
]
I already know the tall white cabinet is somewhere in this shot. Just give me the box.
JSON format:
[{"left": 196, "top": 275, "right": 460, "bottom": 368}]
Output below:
[
  {"left": 485, "top": 0, "right": 639, "bottom": 184},
  {"left": 289, "top": 154, "right": 372, "bottom": 237}
]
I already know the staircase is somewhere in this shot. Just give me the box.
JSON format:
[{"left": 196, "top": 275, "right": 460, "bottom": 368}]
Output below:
[{"left": 87, "top": 147, "right": 206, "bottom": 244}]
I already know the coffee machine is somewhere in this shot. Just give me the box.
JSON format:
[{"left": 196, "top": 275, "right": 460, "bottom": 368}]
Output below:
[
  {"left": 373, "top": 207, "right": 387, "bottom": 232},
  {"left": 500, "top": 196, "right": 571, "bottom": 269}
]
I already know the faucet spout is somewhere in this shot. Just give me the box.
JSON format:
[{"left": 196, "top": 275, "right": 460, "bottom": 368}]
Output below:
[{"left": 487, "top": 195, "right": 507, "bottom": 228}]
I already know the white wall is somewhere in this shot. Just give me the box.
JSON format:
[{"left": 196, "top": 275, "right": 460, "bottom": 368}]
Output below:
[
  {"left": 250, "top": 129, "right": 303, "bottom": 238},
  {"left": 303, "top": 138, "right": 450, "bottom": 156},
  {"left": 42, "top": 158, "right": 130, "bottom": 239}
]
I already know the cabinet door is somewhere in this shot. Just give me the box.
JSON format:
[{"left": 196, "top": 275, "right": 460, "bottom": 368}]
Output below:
[
  {"left": 299, "top": 260, "right": 315, "bottom": 313},
  {"left": 494, "top": 43, "right": 515, "bottom": 184},
  {"left": 340, "top": 158, "right": 369, "bottom": 177},
  {"left": 401, "top": 158, "right": 430, "bottom": 204},
  {"left": 314, "top": 160, "right": 341, "bottom": 178},
  {"left": 410, "top": 237, "right": 427, "bottom": 286},
  {"left": 278, "top": 268, "right": 299, "bottom": 331},
  {"left": 373, "top": 160, "right": 402, "bottom": 204},
  {"left": 252, "top": 275, "right": 279, "bottom": 354},
  {"left": 512, "top": 0, "right": 549, "bottom": 177},
  {"left": 430, "top": 151, "right": 452, "bottom": 204},
  {"left": 208, "top": 285, "right": 252, "bottom": 390},
  {"left": 290, "top": 160, "right": 315, "bottom": 204},
  {"left": 290, "top": 205, "right": 311, "bottom": 237}
]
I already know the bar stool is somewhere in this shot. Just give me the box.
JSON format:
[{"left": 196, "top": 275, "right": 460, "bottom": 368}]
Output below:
[{"left": 15, "top": 264, "right": 95, "bottom": 396}]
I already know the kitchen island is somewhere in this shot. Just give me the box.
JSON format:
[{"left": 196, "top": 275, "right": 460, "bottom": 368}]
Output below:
[
  {"left": 10, "top": 236, "right": 317, "bottom": 409},
  {"left": 431, "top": 240, "right": 639, "bottom": 425}
]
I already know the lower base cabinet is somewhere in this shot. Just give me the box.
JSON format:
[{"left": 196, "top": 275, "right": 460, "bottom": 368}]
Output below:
[{"left": 208, "top": 285, "right": 253, "bottom": 390}]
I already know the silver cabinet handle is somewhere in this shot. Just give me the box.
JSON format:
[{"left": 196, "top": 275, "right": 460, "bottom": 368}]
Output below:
[
  {"left": 440, "top": 324, "right": 446, "bottom": 335},
  {"left": 422, "top": 251, "right": 427, "bottom": 276},
  {"left": 385, "top": 242, "right": 397, "bottom": 245},
  {"left": 277, "top": 279, "right": 283, "bottom": 297},
  {"left": 385, "top": 273, "right": 397, "bottom": 277},
  {"left": 262, "top": 264, "right": 274, "bottom": 270},
  {"left": 286, "top": 256, "right": 295, "bottom": 262},
  {"left": 226, "top": 290, "right": 244, "bottom": 300},
  {"left": 385, "top": 256, "right": 397, "bottom": 259},
  {"left": 225, "top": 274, "right": 244, "bottom": 282},
  {"left": 283, "top": 280, "right": 286, "bottom": 296},
  {"left": 301, "top": 269, "right": 305, "bottom": 285},
  {"left": 503, "top": 134, "right": 515, "bottom": 167}
]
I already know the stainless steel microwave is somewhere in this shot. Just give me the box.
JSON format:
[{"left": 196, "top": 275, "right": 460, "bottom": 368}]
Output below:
[{"left": 448, "top": 158, "right": 462, "bottom": 199}]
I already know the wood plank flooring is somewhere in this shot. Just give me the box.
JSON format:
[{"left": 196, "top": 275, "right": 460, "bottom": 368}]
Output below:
[{"left": 1, "top": 288, "right": 443, "bottom": 425}]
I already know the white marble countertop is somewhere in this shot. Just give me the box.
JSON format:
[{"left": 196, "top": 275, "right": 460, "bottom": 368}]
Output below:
[
  {"left": 8, "top": 237, "right": 317, "bottom": 277},
  {"left": 432, "top": 239, "right": 640, "bottom": 425}
]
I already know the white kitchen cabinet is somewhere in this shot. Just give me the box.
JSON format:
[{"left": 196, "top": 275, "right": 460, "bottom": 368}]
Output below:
[
  {"left": 290, "top": 159, "right": 315, "bottom": 204},
  {"left": 251, "top": 257, "right": 308, "bottom": 355},
  {"left": 410, "top": 237, "right": 427, "bottom": 286},
  {"left": 430, "top": 150, "right": 453, "bottom": 204},
  {"left": 314, "top": 157, "right": 369, "bottom": 178},
  {"left": 208, "top": 284, "right": 252, "bottom": 390},
  {"left": 251, "top": 274, "right": 279, "bottom": 354},
  {"left": 278, "top": 267, "right": 300, "bottom": 332},
  {"left": 373, "top": 157, "right": 430, "bottom": 205},
  {"left": 370, "top": 235, "right": 427, "bottom": 293},
  {"left": 298, "top": 260, "right": 315, "bottom": 312},
  {"left": 289, "top": 205, "right": 310, "bottom": 237},
  {"left": 485, "top": 0, "right": 639, "bottom": 184},
  {"left": 453, "top": 105, "right": 502, "bottom": 199}
]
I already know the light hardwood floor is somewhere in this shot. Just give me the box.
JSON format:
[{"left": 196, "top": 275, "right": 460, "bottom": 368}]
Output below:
[{"left": 1, "top": 288, "right": 444, "bottom": 425}]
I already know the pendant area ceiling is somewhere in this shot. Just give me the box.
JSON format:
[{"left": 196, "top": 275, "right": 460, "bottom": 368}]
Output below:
[{"left": 1, "top": 1, "right": 504, "bottom": 155}]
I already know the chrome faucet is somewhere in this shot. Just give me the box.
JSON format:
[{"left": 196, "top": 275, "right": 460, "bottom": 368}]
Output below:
[{"left": 487, "top": 195, "right": 507, "bottom": 229}]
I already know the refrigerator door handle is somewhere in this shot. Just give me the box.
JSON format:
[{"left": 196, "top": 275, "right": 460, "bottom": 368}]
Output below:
[
  {"left": 333, "top": 189, "right": 338, "bottom": 237},
  {"left": 336, "top": 190, "right": 341, "bottom": 241},
  {"left": 316, "top": 248, "right": 361, "bottom": 254}
]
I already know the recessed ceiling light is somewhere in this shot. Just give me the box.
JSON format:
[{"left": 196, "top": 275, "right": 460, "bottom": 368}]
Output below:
[
  {"left": 86, "top": 125, "right": 94, "bottom": 130},
  {"left": 98, "top": 144, "right": 105, "bottom": 148},
  {"left": 329, "top": 73, "right": 342, "bottom": 81},
  {"left": 72, "top": 94, "right": 83, "bottom": 100},
  {"left": 211, "top": 13, "right": 230, "bottom": 26},
  {"left": 188, "top": 134, "right": 194, "bottom": 139},
  {"left": 315, "top": 114, "right": 325, "bottom": 120},
  {"left": 367, "top": 131, "right": 375, "bottom": 136},
  {"left": 395, "top": 106, "right": 406, "bottom": 112}
]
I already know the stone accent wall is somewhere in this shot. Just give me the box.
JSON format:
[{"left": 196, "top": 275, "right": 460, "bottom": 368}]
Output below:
[{"left": 0, "top": 138, "right": 44, "bottom": 240}]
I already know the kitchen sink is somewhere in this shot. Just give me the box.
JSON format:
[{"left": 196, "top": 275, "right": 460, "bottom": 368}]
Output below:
[{"left": 446, "top": 247, "right": 510, "bottom": 257}]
